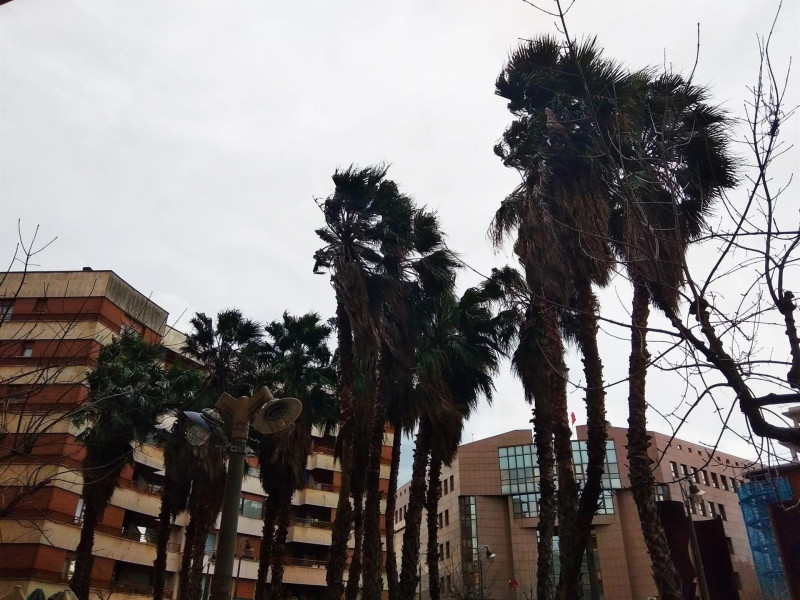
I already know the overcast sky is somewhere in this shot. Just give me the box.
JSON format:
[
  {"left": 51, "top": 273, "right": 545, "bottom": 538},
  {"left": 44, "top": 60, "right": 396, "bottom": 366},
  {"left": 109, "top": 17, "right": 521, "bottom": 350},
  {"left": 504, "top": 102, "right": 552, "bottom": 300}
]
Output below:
[{"left": 2, "top": 0, "right": 798, "bottom": 483}]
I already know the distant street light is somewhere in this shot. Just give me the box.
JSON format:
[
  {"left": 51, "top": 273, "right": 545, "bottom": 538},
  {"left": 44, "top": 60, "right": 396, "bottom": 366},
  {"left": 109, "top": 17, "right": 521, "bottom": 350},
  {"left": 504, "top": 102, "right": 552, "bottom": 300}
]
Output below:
[
  {"left": 476, "top": 544, "right": 495, "bottom": 600},
  {"left": 185, "top": 387, "right": 302, "bottom": 600},
  {"left": 679, "top": 481, "right": 710, "bottom": 600}
]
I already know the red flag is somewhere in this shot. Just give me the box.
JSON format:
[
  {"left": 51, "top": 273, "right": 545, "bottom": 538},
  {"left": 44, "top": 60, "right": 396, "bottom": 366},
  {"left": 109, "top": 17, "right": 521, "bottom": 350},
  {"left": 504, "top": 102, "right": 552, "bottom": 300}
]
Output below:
[{"left": 570, "top": 412, "right": 576, "bottom": 425}]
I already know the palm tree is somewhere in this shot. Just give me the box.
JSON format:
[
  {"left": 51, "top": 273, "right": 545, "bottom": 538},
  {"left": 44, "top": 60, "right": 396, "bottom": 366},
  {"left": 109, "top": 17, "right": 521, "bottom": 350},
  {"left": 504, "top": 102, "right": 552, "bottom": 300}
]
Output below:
[
  {"left": 252, "top": 312, "right": 336, "bottom": 600},
  {"left": 479, "top": 267, "right": 557, "bottom": 600},
  {"left": 493, "top": 35, "right": 640, "bottom": 598},
  {"left": 419, "top": 288, "right": 503, "bottom": 600},
  {"left": 178, "top": 309, "right": 263, "bottom": 600},
  {"left": 610, "top": 73, "right": 736, "bottom": 600},
  {"left": 152, "top": 366, "right": 210, "bottom": 600},
  {"left": 70, "top": 332, "right": 167, "bottom": 600}
]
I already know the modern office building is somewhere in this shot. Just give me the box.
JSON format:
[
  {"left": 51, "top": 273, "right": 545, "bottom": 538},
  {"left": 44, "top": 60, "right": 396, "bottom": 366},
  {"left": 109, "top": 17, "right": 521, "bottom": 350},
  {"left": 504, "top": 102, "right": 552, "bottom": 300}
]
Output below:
[
  {"left": 396, "top": 425, "right": 763, "bottom": 600},
  {"left": 0, "top": 269, "right": 390, "bottom": 600}
]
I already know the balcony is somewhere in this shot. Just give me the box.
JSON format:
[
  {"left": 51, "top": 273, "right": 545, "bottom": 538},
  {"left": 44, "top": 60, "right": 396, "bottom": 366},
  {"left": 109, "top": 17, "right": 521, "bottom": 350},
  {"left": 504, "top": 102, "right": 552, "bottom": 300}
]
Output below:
[
  {"left": 287, "top": 517, "right": 333, "bottom": 546},
  {"left": 0, "top": 569, "right": 172, "bottom": 599},
  {"left": 282, "top": 558, "right": 328, "bottom": 586}
]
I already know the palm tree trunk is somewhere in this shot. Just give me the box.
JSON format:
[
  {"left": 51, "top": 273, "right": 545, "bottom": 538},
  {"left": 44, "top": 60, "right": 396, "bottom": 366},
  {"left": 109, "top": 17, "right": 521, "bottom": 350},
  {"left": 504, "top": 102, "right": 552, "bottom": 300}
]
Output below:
[
  {"left": 70, "top": 502, "right": 100, "bottom": 600},
  {"left": 557, "top": 282, "right": 607, "bottom": 600},
  {"left": 384, "top": 426, "right": 402, "bottom": 600},
  {"left": 425, "top": 454, "right": 442, "bottom": 600},
  {"left": 362, "top": 344, "right": 392, "bottom": 600},
  {"left": 398, "top": 416, "right": 433, "bottom": 600},
  {"left": 326, "top": 301, "right": 356, "bottom": 600},
  {"left": 541, "top": 310, "right": 578, "bottom": 586},
  {"left": 152, "top": 494, "right": 173, "bottom": 600},
  {"left": 255, "top": 492, "right": 280, "bottom": 600},
  {"left": 345, "top": 476, "right": 365, "bottom": 600},
  {"left": 268, "top": 490, "right": 292, "bottom": 600},
  {"left": 532, "top": 400, "right": 556, "bottom": 600},
  {"left": 627, "top": 282, "right": 683, "bottom": 600},
  {"left": 177, "top": 505, "right": 200, "bottom": 600}
]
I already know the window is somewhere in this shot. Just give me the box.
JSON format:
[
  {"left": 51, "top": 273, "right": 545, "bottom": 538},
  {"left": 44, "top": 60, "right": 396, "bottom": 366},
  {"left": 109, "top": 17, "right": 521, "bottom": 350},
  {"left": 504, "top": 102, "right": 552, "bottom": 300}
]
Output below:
[
  {"left": 439, "top": 544, "right": 443, "bottom": 560},
  {"left": 720, "top": 475, "right": 729, "bottom": 491},
  {"left": 670, "top": 461, "right": 679, "bottom": 478},
  {"left": 205, "top": 532, "right": 217, "bottom": 555},
  {"left": 718, "top": 503, "right": 727, "bottom": 521},
  {"left": 689, "top": 498, "right": 697, "bottom": 515},
  {"left": 688, "top": 447, "right": 692, "bottom": 453},
  {"left": 239, "top": 497, "right": 263, "bottom": 519},
  {"left": 680, "top": 464, "right": 689, "bottom": 478},
  {"left": 0, "top": 301, "right": 13, "bottom": 321},
  {"left": 731, "top": 478, "right": 739, "bottom": 492},
  {"left": 691, "top": 467, "right": 699, "bottom": 483},
  {"left": 445, "top": 509, "right": 449, "bottom": 526},
  {"left": 20, "top": 343, "right": 34, "bottom": 358},
  {"left": 438, "top": 513, "right": 443, "bottom": 529},
  {"left": 698, "top": 500, "right": 707, "bottom": 516},
  {"left": 699, "top": 470, "right": 709, "bottom": 485},
  {"left": 33, "top": 298, "right": 47, "bottom": 312},
  {"left": 446, "top": 575, "right": 451, "bottom": 592},
  {"left": 678, "top": 444, "right": 682, "bottom": 450},
  {"left": 443, "top": 479, "right": 448, "bottom": 495},
  {"left": 449, "top": 475, "right": 454, "bottom": 490},
  {"left": 708, "top": 502, "right": 717, "bottom": 518},
  {"left": 726, "top": 537, "right": 735, "bottom": 554},
  {"left": 446, "top": 541, "right": 450, "bottom": 558},
  {"left": 711, "top": 472, "right": 719, "bottom": 488}
]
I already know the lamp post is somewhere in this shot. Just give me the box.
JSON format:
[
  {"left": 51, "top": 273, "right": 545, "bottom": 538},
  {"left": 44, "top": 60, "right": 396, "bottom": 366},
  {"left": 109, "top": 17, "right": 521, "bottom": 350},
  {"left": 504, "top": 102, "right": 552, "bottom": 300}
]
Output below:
[
  {"left": 476, "top": 544, "right": 495, "bottom": 600},
  {"left": 185, "top": 387, "right": 301, "bottom": 600},
  {"left": 233, "top": 538, "right": 254, "bottom": 600},
  {"left": 679, "top": 481, "right": 711, "bottom": 600}
]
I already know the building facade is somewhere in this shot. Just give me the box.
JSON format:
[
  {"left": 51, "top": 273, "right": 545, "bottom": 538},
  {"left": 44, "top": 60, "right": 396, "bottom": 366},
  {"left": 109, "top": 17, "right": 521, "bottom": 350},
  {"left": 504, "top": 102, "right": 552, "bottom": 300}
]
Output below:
[
  {"left": 0, "top": 270, "right": 391, "bottom": 600},
  {"left": 396, "top": 425, "right": 763, "bottom": 600}
]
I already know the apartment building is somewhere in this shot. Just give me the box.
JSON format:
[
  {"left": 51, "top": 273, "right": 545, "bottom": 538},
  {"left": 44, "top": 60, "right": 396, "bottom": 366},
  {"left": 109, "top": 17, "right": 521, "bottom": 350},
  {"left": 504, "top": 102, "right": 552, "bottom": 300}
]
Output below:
[
  {"left": 395, "top": 425, "right": 763, "bottom": 600},
  {"left": 0, "top": 269, "right": 392, "bottom": 600}
]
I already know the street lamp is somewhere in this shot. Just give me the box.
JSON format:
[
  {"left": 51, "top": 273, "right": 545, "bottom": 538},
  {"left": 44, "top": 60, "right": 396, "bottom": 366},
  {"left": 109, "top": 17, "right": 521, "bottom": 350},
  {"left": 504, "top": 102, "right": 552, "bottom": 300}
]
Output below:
[
  {"left": 233, "top": 538, "right": 254, "bottom": 600},
  {"left": 679, "top": 481, "right": 710, "bottom": 600},
  {"left": 185, "top": 387, "right": 302, "bottom": 600},
  {"left": 476, "top": 544, "right": 495, "bottom": 600}
]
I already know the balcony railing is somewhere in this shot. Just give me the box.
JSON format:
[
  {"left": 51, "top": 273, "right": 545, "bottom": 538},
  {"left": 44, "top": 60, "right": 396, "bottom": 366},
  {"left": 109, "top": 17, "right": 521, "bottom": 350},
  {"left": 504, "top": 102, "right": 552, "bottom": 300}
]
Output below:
[
  {"left": 117, "top": 477, "right": 163, "bottom": 497},
  {"left": 0, "top": 570, "right": 172, "bottom": 598},
  {"left": 289, "top": 517, "right": 333, "bottom": 530},
  {"left": 283, "top": 558, "right": 327, "bottom": 568},
  {"left": 303, "top": 482, "right": 336, "bottom": 492}
]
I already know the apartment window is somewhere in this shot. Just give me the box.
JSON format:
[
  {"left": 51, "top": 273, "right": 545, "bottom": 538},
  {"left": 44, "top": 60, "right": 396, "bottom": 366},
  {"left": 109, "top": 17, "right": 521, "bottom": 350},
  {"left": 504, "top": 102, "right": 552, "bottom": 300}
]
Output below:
[
  {"left": 731, "top": 478, "right": 739, "bottom": 492},
  {"left": 726, "top": 537, "right": 735, "bottom": 554},
  {"left": 445, "top": 509, "right": 449, "bottom": 526},
  {"left": 450, "top": 475, "right": 454, "bottom": 490},
  {"left": 688, "top": 448, "right": 692, "bottom": 453},
  {"left": 718, "top": 503, "right": 727, "bottom": 521},
  {"left": 0, "top": 301, "right": 13, "bottom": 321},
  {"left": 446, "top": 575, "right": 451, "bottom": 592},
  {"left": 689, "top": 498, "right": 697, "bottom": 515},
  {"left": 443, "top": 479, "right": 448, "bottom": 495},
  {"left": 680, "top": 464, "right": 689, "bottom": 478},
  {"left": 670, "top": 461, "right": 679, "bottom": 478},
  {"left": 445, "top": 541, "right": 450, "bottom": 559},
  {"left": 699, "top": 469, "right": 709, "bottom": 485},
  {"left": 205, "top": 532, "right": 217, "bottom": 555},
  {"left": 20, "top": 343, "right": 34, "bottom": 358},
  {"left": 720, "top": 475, "right": 729, "bottom": 491},
  {"left": 439, "top": 544, "right": 444, "bottom": 560},
  {"left": 691, "top": 467, "right": 699, "bottom": 483},
  {"left": 708, "top": 502, "right": 717, "bottom": 518},
  {"left": 698, "top": 500, "right": 707, "bottom": 516},
  {"left": 711, "top": 472, "right": 719, "bottom": 488},
  {"left": 239, "top": 497, "right": 263, "bottom": 519},
  {"left": 438, "top": 513, "right": 443, "bottom": 529},
  {"left": 678, "top": 444, "right": 682, "bottom": 450}
]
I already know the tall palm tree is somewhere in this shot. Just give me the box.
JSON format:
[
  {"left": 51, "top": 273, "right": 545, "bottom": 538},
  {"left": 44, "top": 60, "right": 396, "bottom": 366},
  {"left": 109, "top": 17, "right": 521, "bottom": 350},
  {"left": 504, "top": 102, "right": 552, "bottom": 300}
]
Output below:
[
  {"left": 479, "top": 267, "right": 557, "bottom": 600},
  {"left": 493, "top": 35, "right": 639, "bottom": 598},
  {"left": 253, "top": 312, "right": 336, "bottom": 600},
  {"left": 419, "top": 288, "right": 503, "bottom": 600},
  {"left": 70, "top": 332, "right": 167, "bottom": 600},
  {"left": 610, "top": 73, "right": 736, "bottom": 600},
  {"left": 178, "top": 309, "right": 263, "bottom": 600}
]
